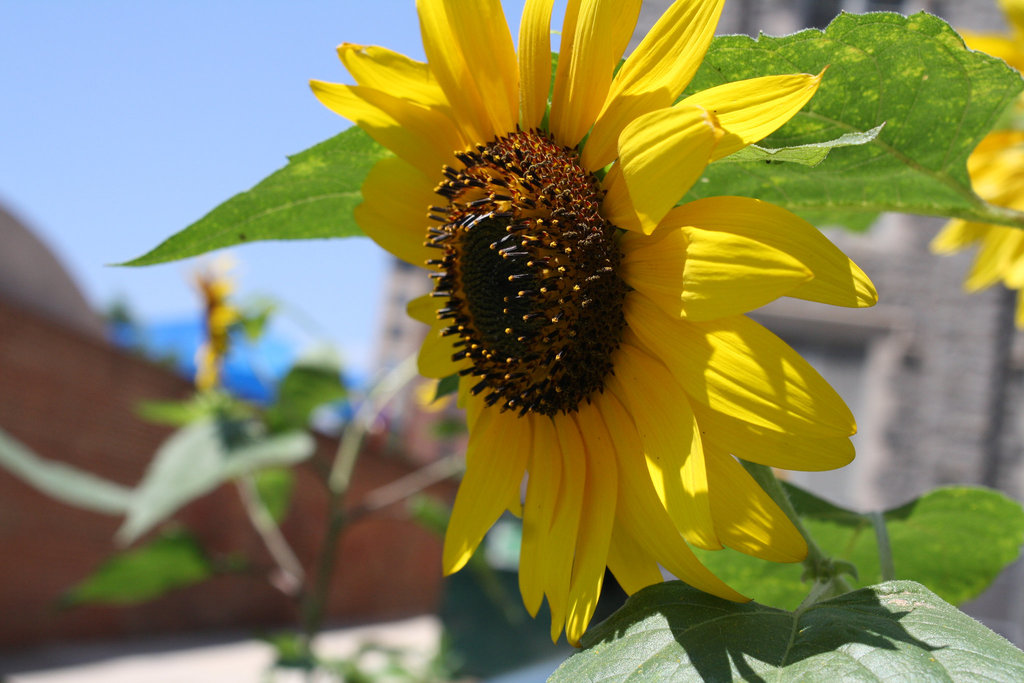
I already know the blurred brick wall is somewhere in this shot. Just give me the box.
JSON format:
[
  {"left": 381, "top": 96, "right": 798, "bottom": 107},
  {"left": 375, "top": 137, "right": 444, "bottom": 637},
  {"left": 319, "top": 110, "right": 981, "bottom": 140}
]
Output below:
[{"left": 0, "top": 298, "right": 452, "bottom": 649}]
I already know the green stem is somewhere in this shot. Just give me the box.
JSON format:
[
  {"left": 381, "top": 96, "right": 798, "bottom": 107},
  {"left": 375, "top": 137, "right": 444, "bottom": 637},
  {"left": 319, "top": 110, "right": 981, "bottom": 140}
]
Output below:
[
  {"left": 932, "top": 200, "right": 1024, "bottom": 230},
  {"left": 299, "top": 355, "right": 421, "bottom": 651},
  {"left": 741, "top": 461, "right": 853, "bottom": 599},
  {"left": 328, "top": 355, "right": 420, "bottom": 494},
  {"left": 235, "top": 475, "right": 305, "bottom": 596},
  {"left": 869, "top": 511, "right": 895, "bottom": 582}
]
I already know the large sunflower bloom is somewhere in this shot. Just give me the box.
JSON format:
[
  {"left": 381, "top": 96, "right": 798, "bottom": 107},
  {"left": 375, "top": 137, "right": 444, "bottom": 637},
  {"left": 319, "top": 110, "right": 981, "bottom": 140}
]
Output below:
[
  {"left": 312, "top": 0, "right": 876, "bottom": 644},
  {"left": 932, "top": 0, "right": 1024, "bottom": 325}
]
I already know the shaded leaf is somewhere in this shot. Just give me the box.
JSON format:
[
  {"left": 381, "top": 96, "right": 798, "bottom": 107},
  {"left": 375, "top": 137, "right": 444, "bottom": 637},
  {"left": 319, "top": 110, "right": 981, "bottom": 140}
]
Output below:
[
  {"left": 683, "top": 12, "right": 1024, "bottom": 230},
  {"left": 62, "top": 529, "right": 213, "bottom": 606},
  {"left": 693, "top": 485, "right": 1024, "bottom": 610},
  {"left": 0, "top": 426, "right": 131, "bottom": 515},
  {"left": 124, "top": 127, "right": 388, "bottom": 266},
  {"left": 254, "top": 468, "right": 296, "bottom": 524},
  {"left": 552, "top": 581, "right": 1024, "bottom": 681},
  {"left": 116, "top": 419, "right": 314, "bottom": 544},
  {"left": 264, "top": 347, "right": 347, "bottom": 432}
]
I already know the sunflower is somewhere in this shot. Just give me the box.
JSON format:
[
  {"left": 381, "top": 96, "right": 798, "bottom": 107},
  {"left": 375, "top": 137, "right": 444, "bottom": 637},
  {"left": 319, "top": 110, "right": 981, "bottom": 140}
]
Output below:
[
  {"left": 932, "top": 0, "right": 1024, "bottom": 325},
  {"left": 194, "top": 264, "right": 239, "bottom": 392},
  {"left": 312, "top": 0, "right": 876, "bottom": 644}
]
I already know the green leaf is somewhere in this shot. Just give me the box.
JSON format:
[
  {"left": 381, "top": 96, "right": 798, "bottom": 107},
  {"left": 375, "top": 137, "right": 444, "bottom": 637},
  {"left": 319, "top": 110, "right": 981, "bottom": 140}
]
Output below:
[
  {"left": 136, "top": 399, "right": 211, "bottom": 426},
  {"left": 264, "top": 347, "right": 347, "bottom": 432},
  {"left": 850, "top": 486, "right": 1024, "bottom": 604},
  {"left": 116, "top": 419, "right": 314, "bottom": 544},
  {"left": 721, "top": 124, "right": 884, "bottom": 166},
  {"left": 435, "top": 374, "right": 460, "bottom": 401},
  {"left": 407, "top": 494, "right": 450, "bottom": 538},
  {"left": 263, "top": 631, "right": 316, "bottom": 670},
  {"left": 123, "top": 127, "right": 388, "bottom": 266},
  {"left": 553, "top": 581, "right": 1024, "bottom": 681},
  {"left": 254, "top": 468, "right": 296, "bottom": 524},
  {"left": 682, "top": 12, "right": 1024, "bottom": 230},
  {"left": 693, "top": 485, "right": 1024, "bottom": 610},
  {"left": 135, "top": 390, "right": 247, "bottom": 426},
  {"left": 62, "top": 529, "right": 213, "bottom": 606},
  {"left": 0, "top": 426, "right": 131, "bottom": 514},
  {"left": 238, "top": 298, "right": 278, "bottom": 342}
]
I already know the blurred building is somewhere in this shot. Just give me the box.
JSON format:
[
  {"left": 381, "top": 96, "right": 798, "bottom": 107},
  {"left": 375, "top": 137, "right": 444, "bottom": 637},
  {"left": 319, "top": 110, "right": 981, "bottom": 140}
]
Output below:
[
  {"left": 0, "top": 204, "right": 451, "bottom": 651},
  {"left": 369, "top": 0, "right": 1024, "bottom": 645}
]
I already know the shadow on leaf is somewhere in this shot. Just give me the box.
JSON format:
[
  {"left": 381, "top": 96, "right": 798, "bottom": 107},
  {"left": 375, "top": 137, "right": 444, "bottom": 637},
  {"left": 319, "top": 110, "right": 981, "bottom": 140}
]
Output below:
[{"left": 548, "top": 580, "right": 1021, "bottom": 682}]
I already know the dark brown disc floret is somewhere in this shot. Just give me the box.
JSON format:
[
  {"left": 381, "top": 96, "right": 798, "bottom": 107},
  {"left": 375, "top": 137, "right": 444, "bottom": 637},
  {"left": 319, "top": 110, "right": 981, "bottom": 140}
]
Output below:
[{"left": 425, "top": 130, "right": 627, "bottom": 416}]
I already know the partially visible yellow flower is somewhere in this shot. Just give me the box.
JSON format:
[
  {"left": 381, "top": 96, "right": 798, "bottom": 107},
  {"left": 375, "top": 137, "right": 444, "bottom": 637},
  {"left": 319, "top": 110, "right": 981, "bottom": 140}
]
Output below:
[
  {"left": 312, "top": 0, "right": 876, "bottom": 644},
  {"left": 194, "top": 263, "right": 240, "bottom": 391},
  {"left": 932, "top": 0, "right": 1024, "bottom": 325}
]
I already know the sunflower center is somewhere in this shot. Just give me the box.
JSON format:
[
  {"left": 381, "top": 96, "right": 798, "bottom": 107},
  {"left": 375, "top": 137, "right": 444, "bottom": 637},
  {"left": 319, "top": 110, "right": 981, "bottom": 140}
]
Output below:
[{"left": 425, "top": 130, "right": 627, "bottom": 416}]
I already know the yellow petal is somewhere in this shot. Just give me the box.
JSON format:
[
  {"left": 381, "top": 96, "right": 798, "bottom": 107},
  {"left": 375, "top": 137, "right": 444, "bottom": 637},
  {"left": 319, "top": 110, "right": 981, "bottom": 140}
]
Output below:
[
  {"left": 667, "top": 197, "right": 877, "bottom": 308},
  {"left": 564, "top": 401, "right": 618, "bottom": 646},
  {"left": 545, "top": 414, "right": 587, "bottom": 643},
  {"left": 966, "top": 226, "right": 1022, "bottom": 291},
  {"left": 461, "top": 386, "right": 487, "bottom": 432},
  {"left": 355, "top": 157, "right": 436, "bottom": 268},
  {"left": 605, "top": 523, "right": 664, "bottom": 595},
  {"left": 617, "top": 104, "right": 723, "bottom": 233},
  {"left": 310, "top": 80, "right": 461, "bottom": 177},
  {"left": 593, "top": 390, "right": 747, "bottom": 601},
  {"left": 1006, "top": 246, "right": 1024, "bottom": 288},
  {"left": 582, "top": 0, "right": 725, "bottom": 170},
  {"left": 418, "top": 328, "right": 463, "bottom": 380},
  {"left": 417, "top": 0, "right": 517, "bottom": 142},
  {"left": 441, "top": 0, "right": 519, "bottom": 135},
  {"left": 406, "top": 295, "right": 469, "bottom": 379},
  {"left": 1016, "top": 290, "right": 1024, "bottom": 327},
  {"left": 620, "top": 222, "right": 812, "bottom": 321},
  {"left": 443, "top": 409, "right": 530, "bottom": 574},
  {"left": 680, "top": 72, "right": 822, "bottom": 162},
  {"left": 704, "top": 446, "right": 807, "bottom": 563},
  {"left": 931, "top": 219, "right": 988, "bottom": 255},
  {"left": 519, "top": 415, "right": 562, "bottom": 617},
  {"left": 606, "top": 342, "right": 719, "bottom": 550},
  {"left": 693, "top": 402, "right": 855, "bottom": 472},
  {"left": 336, "top": 43, "right": 449, "bottom": 110},
  {"left": 518, "top": 0, "right": 557, "bottom": 130},
  {"left": 960, "top": 31, "right": 1024, "bottom": 72},
  {"left": 625, "top": 295, "right": 856, "bottom": 437},
  {"left": 406, "top": 293, "right": 439, "bottom": 325},
  {"left": 1001, "top": 0, "right": 1024, "bottom": 40},
  {"left": 550, "top": 0, "right": 642, "bottom": 148},
  {"left": 599, "top": 163, "right": 642, "bottom": 232}
]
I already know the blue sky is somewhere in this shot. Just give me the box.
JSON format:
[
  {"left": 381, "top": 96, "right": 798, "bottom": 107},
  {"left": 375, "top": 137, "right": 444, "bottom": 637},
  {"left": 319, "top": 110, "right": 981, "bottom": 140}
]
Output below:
[{"left": 0, "top": 1, "right": 530, "bottom": 375}]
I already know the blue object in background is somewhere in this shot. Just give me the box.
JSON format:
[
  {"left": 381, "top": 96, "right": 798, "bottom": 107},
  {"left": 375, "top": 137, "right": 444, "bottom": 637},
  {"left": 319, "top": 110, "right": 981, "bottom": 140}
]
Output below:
[{"left": 109, "top": 318, "right": 296, "bottom": 404}]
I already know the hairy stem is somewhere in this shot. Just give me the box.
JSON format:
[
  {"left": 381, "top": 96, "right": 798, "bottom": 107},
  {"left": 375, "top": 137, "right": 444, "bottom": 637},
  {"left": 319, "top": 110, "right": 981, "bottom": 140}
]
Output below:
[{"left": 741, "top": 461, "right": 853, "bottom": 599}]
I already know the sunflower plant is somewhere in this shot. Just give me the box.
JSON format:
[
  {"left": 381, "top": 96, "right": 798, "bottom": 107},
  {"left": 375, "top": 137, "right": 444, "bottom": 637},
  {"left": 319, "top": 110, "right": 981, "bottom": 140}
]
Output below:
[{"left": 111, "top": 0, "right": 1024, "bottom": 679}]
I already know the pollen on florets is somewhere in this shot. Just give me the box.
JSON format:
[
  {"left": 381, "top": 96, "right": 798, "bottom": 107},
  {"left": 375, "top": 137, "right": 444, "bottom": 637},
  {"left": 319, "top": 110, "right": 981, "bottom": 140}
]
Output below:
[{"left": 424, "top": 129, "right": 627, "bottom": 416}]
